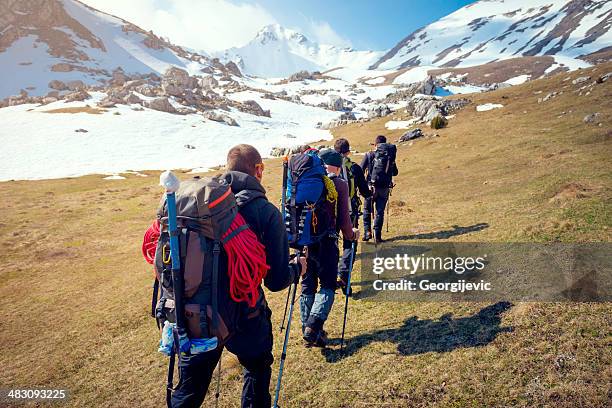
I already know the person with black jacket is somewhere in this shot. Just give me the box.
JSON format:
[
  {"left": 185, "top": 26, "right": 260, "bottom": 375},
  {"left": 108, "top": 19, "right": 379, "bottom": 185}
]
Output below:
[
  {"left": 171, "top": 144, "right": 306, "bottom": 408},
  {"left": 333, "top": 138, "right": 371, "bottom": 291},
  {"left": 300, "top": 148, "right": 359, "bottom": 348},
  {"left": 360, "top": 135, "right": 398, "bottom": 243}
]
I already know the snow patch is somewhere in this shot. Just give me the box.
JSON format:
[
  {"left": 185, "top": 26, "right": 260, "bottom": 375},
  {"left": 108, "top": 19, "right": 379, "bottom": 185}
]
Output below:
[
  {"left": 385, "top": 119, "right": 419, "bottom": 130},
  {"left": 476, "top": 103, "right": 503, "bottom": 112},
  {"left": 504, "top": 74, "right": 531, "bottom": 85}
]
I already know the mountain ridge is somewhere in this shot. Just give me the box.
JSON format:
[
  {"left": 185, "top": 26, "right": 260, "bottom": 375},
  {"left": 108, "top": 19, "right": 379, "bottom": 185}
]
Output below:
[{"left": 371, "top": 0, "right": 612, "bottom": 70}]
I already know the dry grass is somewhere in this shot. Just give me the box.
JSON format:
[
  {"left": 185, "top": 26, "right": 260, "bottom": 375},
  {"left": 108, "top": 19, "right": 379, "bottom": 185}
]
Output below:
[
  {"left": 43, "top": 106, "right": 107, "bottom": 114},
  {"left": 0, "top": 64, "right": 610, "bottom": 407}
]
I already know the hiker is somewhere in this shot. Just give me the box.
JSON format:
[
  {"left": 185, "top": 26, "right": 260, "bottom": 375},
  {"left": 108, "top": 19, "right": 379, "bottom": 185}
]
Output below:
[
  {"left": 333, "top": 138, "right": 371, "bottom": 292},
  {"left": 360, "top": 135, "right": 398, "bottom": 243},
  {"left": 170, "top": 144, "right": 306, "bottom": 408},
  {"left": 299, "top": 148, "right": 358, "bottom": 347}
]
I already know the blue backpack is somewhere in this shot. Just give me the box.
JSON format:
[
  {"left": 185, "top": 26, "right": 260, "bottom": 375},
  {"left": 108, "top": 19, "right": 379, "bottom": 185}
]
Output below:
[{"left": 284, "top": 149, "right": 335, "bottom": 247}]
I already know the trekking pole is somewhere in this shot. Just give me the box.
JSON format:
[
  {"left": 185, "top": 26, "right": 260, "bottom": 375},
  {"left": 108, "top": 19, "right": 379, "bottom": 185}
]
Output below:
[
  {"left": 214, "top": 351, "right": 222, "bottom": 408},
  {"left": 160, "top": 171, "right": 188, "bottom": 407},
  {"left": 273, "top": 255, "right": 300, "bottom": 408},
  {"left": 386, "top": 183, "right": 394, "bottom": 233},
  {"left": 340, "top": 240, "right": 357, "bottom": 351},
  {"left": 279, "top": 156, "right": 291, "bottom": 333}
]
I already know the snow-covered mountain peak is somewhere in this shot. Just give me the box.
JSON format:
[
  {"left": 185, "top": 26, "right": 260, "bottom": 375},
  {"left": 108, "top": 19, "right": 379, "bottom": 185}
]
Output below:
[{"left": 215, "top": 24, "right": 383, "bottom": 78}]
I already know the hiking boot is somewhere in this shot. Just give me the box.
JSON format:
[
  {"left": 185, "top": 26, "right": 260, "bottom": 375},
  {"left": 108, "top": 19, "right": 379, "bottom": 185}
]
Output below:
[
  {"left": 374, "top": 231, "right": 384, "bottom": 244},
  {"left": 303, "top": 326, "right": 318, "bottom": 346},
  {"left": 363, "top": 230, "right": 372, "bottom": 241},
  {"left": 314, "top": 330, "right": 328, "bottom": 348}
]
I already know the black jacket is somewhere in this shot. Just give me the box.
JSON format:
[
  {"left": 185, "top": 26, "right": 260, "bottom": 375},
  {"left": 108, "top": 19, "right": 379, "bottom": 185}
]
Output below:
[
  {"left": 221, "top": 171, "right": 298, "bottom": 297},
  {"left": 360, "top": 150, "right": 399, "bottom": 183},
  {"left": 350, "top": 161, "right": 371, "bottom": 198}
]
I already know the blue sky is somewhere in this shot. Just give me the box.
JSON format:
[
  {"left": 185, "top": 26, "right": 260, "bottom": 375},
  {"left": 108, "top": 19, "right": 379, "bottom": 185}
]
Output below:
[
  {"left": 82, "top": 0, "right": 477, "bottom": 52},
  {"left": 257, "top": 0, "right": 478, "bottom": 50}
]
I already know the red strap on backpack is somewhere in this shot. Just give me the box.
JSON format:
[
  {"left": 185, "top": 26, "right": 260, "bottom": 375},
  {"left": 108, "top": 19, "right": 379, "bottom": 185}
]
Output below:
[{"left": 222, "top": 213, "right": 270, "bottom": 308}]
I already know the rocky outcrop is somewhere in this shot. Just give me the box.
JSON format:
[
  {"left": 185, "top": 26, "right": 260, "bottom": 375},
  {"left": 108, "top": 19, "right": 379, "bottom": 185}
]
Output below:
[
  {"left": 146, "top": 97, "right": 177, "bottom": 113},
  {"left": 64, "top": 90, "right": 90, "bottom": 102},
  {"left": 66, "top": 80, "right": 85, "bottom": 91},
  {"left": 399, "top": 128, "right": 424, "bottom": 142},
  {"left": 124, "top": 92, "right": 143, "bottom": 105},
  {"left": 48, "top": 80, "right": 67, "bottom": 91},
  {"left": 406, "top": 95, "right": 470, "bottom": 123},
  {"left": 198, "top": 76, "right": 218, "bottom": 89},
  {"left": 161, "top": 67, "right": 197, "bottom": 96},
  {"left": 328, "top": 95, "right": 342, "bottom": 111},
  {"left": 368, "top": 104, "right": 392, "bottom": 118},
  {"left": 225, "top": 61, "right": 242, "bottom": 77},
  {"left": 203, "top": 111, "right": 238, "bottom": 126},
  {"left": 240, "top": 100, "right": 270, "bottom": 117}
]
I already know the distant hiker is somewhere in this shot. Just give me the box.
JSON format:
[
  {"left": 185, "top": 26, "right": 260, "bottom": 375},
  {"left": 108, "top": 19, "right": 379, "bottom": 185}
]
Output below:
[
  {"left": 299, "top": 148, "right": 359, "bottom": 347},
  {"left": 360, "top": 135, "right": 398, "bottom": 243},
  {"left": 333, "top": 138, "right": 371, "bottom": 292},
  {"left": 157, "top": 144, "right": 306, "bottom": 408}
]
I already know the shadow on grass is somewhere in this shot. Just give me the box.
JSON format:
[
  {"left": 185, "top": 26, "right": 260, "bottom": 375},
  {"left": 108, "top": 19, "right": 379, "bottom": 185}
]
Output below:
[
  {"left": 386, "top": 223, "right": 490, "bottom": 241},
  {"left": 323, "top": 301, "right": 513, "bottom": 363}
]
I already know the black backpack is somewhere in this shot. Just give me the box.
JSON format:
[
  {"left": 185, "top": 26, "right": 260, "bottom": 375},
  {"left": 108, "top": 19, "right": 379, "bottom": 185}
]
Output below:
[{"left": 369, "top": 143, "right": 396, "bottom": 188}]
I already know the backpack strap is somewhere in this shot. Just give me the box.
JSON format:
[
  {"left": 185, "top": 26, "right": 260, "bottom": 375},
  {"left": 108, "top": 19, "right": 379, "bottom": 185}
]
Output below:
[
  {"left": 289, "top": 184, "right": 297, "bottom": 243},
  {"left": 221, "top": 224, "right": 249, "bottom": 244},
  {"left": 211, "top": 240, "right": 221, "bottom": 330}
]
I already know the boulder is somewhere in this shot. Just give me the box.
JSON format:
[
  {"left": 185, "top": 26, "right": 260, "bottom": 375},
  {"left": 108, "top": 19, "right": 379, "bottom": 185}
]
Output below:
[
  {"left": 423, "top": 105, "right": 443, "bottom": 123},
  {"left": 111, "top": 68, "right": 129, "bottom": 86},
  {"left": 572, "top": 76, "right": 590, "bottom": 85},
  {"left": 122, "top": 79, "right": 147, "bottom": 90},
  {"left": 124, "top": 92, "right": 143, "bottom": 105},
  {"left": 48, "top": 80, "right": 67, "bottom": 91},
  {"left": 339, "top": 111, "right": 356, "bottom": 121},
  {"left": 225, "top": 61, "right": 242, "bottom": 77},
  {"left": 66, "top": 80, "right": 86, "bottom": 91},
  {"left": 203, "top": 111, "right": 238, "bottom": 126},
  {"left": 399, "top": 128, "right": 423, "bottom": 142},
  {"left": 162, "top": 67, "right": 197, "bottom": 96},
  {"left": 198, "top": 76, "right": 218, "bottom": 89},
  {"left": 46, "top": 90, "right": 60, "bottom": 98},
  {"left": 328, "top": 95, "right": 348, "bottom": 111},
  {"left": 135, "top": 84, "right": 157, "bottom": 97},
  {"left": 288, "top": 70, "right": 314, "bottom": 82},
  {"left": 41, "top": 96, "right": 58, "bottom": 105},
  {"left": 367, "top": 104, "right": 392, "bottom": 118},
  {"left": 583, "top": 113, "right": 600, "bottom": 124},
  {"left": 242, "top": 100, "right": 270, "bottom": 117},
  {"left": 64, "top": 90, "right": 90, "bottom": 102},
  {"left": 146, "top": 97, "right": 177, "bottom": 113}
]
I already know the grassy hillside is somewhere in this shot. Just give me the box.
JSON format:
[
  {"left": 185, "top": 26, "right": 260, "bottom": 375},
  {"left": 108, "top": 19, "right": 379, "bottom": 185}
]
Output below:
[{"left": 0, "top": 64, "right": 610, "bottom": 407}]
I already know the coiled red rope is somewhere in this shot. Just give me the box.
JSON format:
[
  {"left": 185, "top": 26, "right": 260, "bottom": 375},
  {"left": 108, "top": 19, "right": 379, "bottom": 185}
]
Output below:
[
  {"left": 222, "top": 213, "right": 270, "bottom": 307},
  {"left": 141, "top": 214, "right": 269, "bottom": 308},
  {"left": 142, "top": 219, "right": 160, "bottom": 265}
]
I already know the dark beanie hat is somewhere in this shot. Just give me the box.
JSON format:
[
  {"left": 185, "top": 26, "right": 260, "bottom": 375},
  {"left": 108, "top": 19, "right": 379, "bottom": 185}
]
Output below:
[
  {"left": 319, "top": 148, "right": 343, "bottom": 167},
  {"left": 375, "top": 135, "right": 387, "bottom": 144}
]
